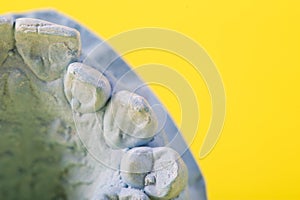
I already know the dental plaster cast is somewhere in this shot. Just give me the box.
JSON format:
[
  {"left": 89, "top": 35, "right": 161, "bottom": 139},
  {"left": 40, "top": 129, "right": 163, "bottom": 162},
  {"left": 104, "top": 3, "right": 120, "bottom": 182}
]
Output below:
[{"left": 0, "top": 11, "right": 207, "bottom": 200}]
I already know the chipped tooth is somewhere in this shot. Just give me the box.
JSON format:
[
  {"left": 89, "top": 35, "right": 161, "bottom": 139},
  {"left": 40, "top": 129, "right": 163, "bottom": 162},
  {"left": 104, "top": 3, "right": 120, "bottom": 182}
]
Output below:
[
  {"left": 120, "top": 147, "right": 153, "bottom": 189},
  {"left": 144, "top": 174, "right": 156, "bottom": 186},
  {"left": 0, "top": 16, "right": 14, "bottom": 65},
  {"left": 103, "top": 90, "right": 157, "bottom": 149},
  {"left": 144, "top": 147, "right": 188, "bottom": 200},
  {"left": 15, "top": 18, "right": 81, "bottom": 81},
  {"left": 64, "top": 62, "right": 111, "bottom": 113}
]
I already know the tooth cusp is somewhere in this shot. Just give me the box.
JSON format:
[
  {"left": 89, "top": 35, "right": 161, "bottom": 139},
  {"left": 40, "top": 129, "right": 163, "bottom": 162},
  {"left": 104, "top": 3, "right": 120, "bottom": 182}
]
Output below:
[
  {"left": 144, "top": 147, "right": 188, "bottom": 200},
  {"left": 120, "top": 147, "right": 188, "bottom": 200},
  {"left": 64, "top": 62, "right": 111, "bottom": 113},
  {"left": 103, "top": 90, "right": 157, "bottom": 149},
  {"left": 120, "top": 147, "right": 153, "bottom": 189}
]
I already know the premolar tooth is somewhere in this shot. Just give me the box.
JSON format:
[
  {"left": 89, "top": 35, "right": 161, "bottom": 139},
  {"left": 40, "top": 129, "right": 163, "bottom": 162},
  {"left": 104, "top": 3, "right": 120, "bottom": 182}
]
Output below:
[
  {"left": 15, "top": 18, "right": 81, "bottom": 81},
  {"left": 103, "top": 90, "right": 157, "bottom": 149},
  {"left": 120, "top": 147, "right": 153, "bottom": 189},
  {"left": 0, "top": 16, "right": 14, "bottom": 65},
  {"left": 144, "top": 147, "right": 188, "bottom": 200},
  {"left": 64, "top": 62, "right": 111, "bottom": 113}
]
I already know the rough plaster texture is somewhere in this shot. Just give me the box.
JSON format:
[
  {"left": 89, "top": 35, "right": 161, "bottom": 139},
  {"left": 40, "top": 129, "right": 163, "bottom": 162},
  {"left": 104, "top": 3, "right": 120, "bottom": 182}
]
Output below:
[{"left": 0, "top": 10, "right": 207, "bottom": 200}]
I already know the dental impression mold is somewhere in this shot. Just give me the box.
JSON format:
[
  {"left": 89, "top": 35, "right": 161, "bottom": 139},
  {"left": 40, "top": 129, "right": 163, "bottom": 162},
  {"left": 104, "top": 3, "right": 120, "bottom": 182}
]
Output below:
[{"left": 0, "top": 11, "right": 207, "bottom": 200}]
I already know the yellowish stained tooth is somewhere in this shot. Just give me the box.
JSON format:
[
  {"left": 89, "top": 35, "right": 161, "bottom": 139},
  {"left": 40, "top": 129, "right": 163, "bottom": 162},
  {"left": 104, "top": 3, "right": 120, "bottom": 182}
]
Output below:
[
  {"left": 64, "top": 62, "right": 111, "bottom": 113},
  {"left": 15, "top": 18, "right": 81, "bottom": 81}
]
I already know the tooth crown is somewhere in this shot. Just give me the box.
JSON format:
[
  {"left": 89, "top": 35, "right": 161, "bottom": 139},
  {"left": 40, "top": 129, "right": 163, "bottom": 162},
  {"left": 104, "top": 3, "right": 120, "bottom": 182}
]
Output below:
[
  {"left": 120, "top": 147, "right": 154, "bottom": 189},
  {"left": 15, "top": 18, "right": 81, "bottom": 81},
  {"left": 121, "top": 147, "right": 188, "bottom": 200},
  {"left": 64, "top": 62, "right": 111, "bottom": 113},
  {"left": 144, "top": 147, "right": 188, "bottom": 200},
  {"left": 0, "top": 16, "right": 14, "bottom": 65},
  {"left": 103, "top": 90, "right": 157, "bottom": 149},
  {"left": 111, "top": 91, "right": 157, "bottom": 136}
]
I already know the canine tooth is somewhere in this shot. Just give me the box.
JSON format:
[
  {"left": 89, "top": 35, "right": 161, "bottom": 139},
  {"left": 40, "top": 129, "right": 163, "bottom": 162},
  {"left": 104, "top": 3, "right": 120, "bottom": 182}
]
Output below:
[
  {"left": 103, "top": 90, "right": 157, "bottom": 149},
  {"left": 64, "top": 62, "right": 111, "bottom": 113},
  {"left": 0, "top": 16, "right": 14, "bottom": 65},
  {"left": 15, "top": 18, "right": 81, "bottom": 81},
  {"left": 144, "top": 147, "right": 188, "bottom": 200},
  {"left": 120, "top": 147, "right": 153, "bottom": 189}
]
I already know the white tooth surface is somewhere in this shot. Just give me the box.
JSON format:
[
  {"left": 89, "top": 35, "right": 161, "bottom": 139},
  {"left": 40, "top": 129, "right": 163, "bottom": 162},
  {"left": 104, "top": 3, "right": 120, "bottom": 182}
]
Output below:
[
  {"left": 103, "top": 90, "right": 157, "bottom": 149},
  {"left": 120, "top": 147, "right": 153, "bottom": 188},
  {"left": 64, "top": 62, "right": 111, "bottom": 113},
  {"left": 0, "top": 16, "right": 14, "bottom": 65},
  {"left": 144, "top": 147, "right": 188, "bottom": 200},
  {"left": 15, "top": 18, "right": 81, "bottom": 81},
  {"left": 119, "top": 188, "right": 150, "bottom": 200}
]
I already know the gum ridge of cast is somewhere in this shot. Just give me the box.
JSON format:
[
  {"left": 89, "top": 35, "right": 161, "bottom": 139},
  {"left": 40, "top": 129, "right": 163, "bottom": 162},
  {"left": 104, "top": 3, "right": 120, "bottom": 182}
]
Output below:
[{"left": 0, "top": 16, "right": 189, "bottom": 200}]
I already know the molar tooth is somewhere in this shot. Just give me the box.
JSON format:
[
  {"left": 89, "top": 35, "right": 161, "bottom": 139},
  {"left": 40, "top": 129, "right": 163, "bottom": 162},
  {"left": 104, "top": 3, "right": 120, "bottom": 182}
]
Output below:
[
  {"left": 103, "top": 90, "right": 157, "bottom": 149},
  {"left": 120, "top": 147, "right": 153, "bottom": 189},
  {"left": 0, "top": 16, "right": 14, "bottom": 65},
  {"left": 15, "top": 18, "right": 81, "bottom": 81},
  {"left": 144, "top": 147, "right": 188, "bottom": 200},
  {"left": 64, "top": 62, "right": 111, "bottom": 113}
]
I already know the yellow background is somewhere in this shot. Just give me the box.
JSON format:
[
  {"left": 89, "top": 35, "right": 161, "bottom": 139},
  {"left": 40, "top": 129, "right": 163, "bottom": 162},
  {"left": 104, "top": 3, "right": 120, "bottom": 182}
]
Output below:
[{"left": 1, "top": 1, "right": 300, "bottom": 199}]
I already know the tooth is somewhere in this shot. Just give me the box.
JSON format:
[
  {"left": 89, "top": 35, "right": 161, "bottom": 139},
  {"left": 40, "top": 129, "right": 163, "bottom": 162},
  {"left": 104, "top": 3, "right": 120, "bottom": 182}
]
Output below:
[
  {"left": 15, "top": 18, "right": 81, "bottom": 81},
  {"left": 64, "top": 62, "right": 111, "bottom": 113},
  {"left": 120, "top": 147, "right": 153, "bottom": 189},
  {"left": 0, "top": 16, "right": 14, "bottom": 65},
  {"left": 103, "top": 90, "right": 157, "bottom": 149},
  {"left": 119, "top": 188, "right": 150, "bottom": 200},
  {"left": 144, "top": 147, "right": 188, "bottom": 200}
]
